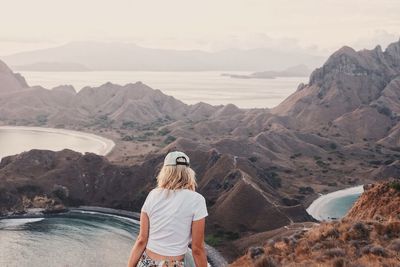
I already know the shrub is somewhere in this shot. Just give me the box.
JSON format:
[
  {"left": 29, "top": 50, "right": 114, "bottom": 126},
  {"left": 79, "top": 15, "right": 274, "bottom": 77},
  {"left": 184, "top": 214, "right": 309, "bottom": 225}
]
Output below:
[
  {"left": 316, "top": 160, "right": 327, "bottom": 167},
  {"left": 248, "top": 246, "right": 265, "bottom": 259},
  {"left": 389, "top": 181, "right": 400, "bottom": 191},
  {"left": 282, "top": 198, "right": 300, "bottom": 206},
  {"left": 157, "top": 128, "right": 170, "bottom": 136},
  {"left": 122, "top": 135, "right": 135, "bottom": 141},
  {"left": 121, "top": 121, "right": 139, "bottom": 129},
  {"left": 388, "top": 239, "right": 400, "bottom": 252},
  {"left": 369, "top": 160, "right": 383, "bottom": 165},
  {"left": 226, "top": 231, "right": 240, "bottom": 240},
  {"left": 290, "top": 153, "right": 302, "bottom": 159},
  {"left": 384, "top": 159, "right": 394, "bottom": 165},
  {"left": 164, "top": 135, "right": 176, "bottom": 144},
  {"left": 205, "top": 234, "right": 222, "bottom": 246},
  {"left": 324, "top": 228, "right": 340, "bottom": 239},
  {"left": 254, "top": 256, "right": 279, "bottom": 267},
  {"left": 268, "top": 173, "right": 281, "bottom": 188},
  {"left": 94, "top": 115, "right": 113, "bottom": 127},
  {"left": 298, "top": 186, "right": 314, "bottom": 194},
  {"left": 369, "top": 246, "right": 388, "bottom": 257},
  {"left": 377, "top": 106, "right": 392, "bottom": 117},
  {"left": 332, "top": 258, "right": 346, "bottom": 267},
  {"left": 324, "top": 248, "right": 345, "bottom": 258},
  {"left": 346, "top": 222, "right": 370, "bottom": 240},
  {"left": 249, "top": 156, "right": 258, "bottom": 163},
  {"left": 361, "top": 244, "right": 373, "bottom": 255},
  {"left": 36, "top": 114, "right": 48, "bottom": 125},
  {"left": 377, "top": 221, "right": 400, "bottom": 238},
  {"left": 52, "top": 185, "right": 69, "bottom": 200}
]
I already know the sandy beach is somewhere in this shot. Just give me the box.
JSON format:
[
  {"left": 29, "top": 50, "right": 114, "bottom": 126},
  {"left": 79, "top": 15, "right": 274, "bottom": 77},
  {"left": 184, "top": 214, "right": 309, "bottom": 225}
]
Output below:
[
  {"left": 0, "top": 126, "right": 115, "bottom": 156},
  {"left": 306, "top": 185, "right": 364, "bottom": 221}
]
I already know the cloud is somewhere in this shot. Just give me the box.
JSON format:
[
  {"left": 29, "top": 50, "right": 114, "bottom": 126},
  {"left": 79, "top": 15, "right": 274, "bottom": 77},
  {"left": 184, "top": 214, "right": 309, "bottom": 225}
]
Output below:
[
  {"left": 0, "top": 36, "right": 55, "bottom": 44},
  {"left": 352, "top": 30, "right": 400, "bottom": 50}
]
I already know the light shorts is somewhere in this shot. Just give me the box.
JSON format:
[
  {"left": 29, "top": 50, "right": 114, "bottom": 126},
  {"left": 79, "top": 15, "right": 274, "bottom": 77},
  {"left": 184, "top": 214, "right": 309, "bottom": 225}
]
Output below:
[{"left": 137, "top": 251, "right": 185, "bottom": 267}]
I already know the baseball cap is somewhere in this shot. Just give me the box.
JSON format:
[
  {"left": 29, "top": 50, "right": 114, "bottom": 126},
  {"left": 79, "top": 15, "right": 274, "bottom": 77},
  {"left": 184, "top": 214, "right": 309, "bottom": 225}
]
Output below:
[{"left": 164, "top": 151, "right": 190, "bottom": 166}]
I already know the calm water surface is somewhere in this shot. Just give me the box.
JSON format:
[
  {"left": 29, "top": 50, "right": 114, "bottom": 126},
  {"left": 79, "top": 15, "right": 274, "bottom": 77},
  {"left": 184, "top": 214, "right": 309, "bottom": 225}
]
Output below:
[
  {"left": 0, "top": 127, "right": 113, "bottom": 160},
  {"left": 19, "top": 71, "right": 306, "bottom": 108},
  {"left": 0, "top": 212, "right": 139, "bottom": 267},
  {"left": 317, "top": 194, "right": 361, "bottom": 220}
]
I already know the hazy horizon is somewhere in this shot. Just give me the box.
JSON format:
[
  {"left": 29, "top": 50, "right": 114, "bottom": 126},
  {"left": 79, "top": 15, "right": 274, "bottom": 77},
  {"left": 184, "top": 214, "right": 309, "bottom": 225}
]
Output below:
[{"left": 1, "top": 0, "right": 399, "bottom": 56}]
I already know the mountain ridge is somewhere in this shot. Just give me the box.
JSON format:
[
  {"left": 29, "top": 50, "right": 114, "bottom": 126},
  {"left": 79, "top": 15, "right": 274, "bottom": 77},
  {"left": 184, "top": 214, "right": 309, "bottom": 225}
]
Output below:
[{"left": 1, "top": 41, "right": 324, "bottom": 71}]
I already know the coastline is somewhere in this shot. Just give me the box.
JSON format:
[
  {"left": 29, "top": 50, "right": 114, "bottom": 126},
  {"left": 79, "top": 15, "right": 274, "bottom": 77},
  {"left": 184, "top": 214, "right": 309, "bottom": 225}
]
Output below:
[
  {"left": 0, "top": 126, "right": 115, "bottom": 156},
  {"left": 71, "top": 206, "right": 141, "bottom": 220},
  {"left": 306, "top": 185, "right": 364, "bottom": 221},
  {"left": 0, "top": 205, "right": 228, "bottom": 267}
]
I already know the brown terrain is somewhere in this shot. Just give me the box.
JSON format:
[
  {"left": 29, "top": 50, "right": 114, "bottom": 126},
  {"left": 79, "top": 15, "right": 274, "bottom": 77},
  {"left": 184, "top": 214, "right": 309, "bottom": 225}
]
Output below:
[
  {"left": 1, "top": 40, "right": 400, "bottom": 262},
  {"left": 231, "top": 181, "right": 400, "bottom": 267}
]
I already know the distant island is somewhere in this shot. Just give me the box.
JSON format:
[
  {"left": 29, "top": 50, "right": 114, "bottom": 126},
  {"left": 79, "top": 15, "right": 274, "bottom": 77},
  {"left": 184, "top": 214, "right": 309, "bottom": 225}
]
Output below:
[
  {"left": 221, "top": 64, "right": 311, "bottom": 79},
  {"left": 1, "top": 41, "right": 323, "bottom": 72}
]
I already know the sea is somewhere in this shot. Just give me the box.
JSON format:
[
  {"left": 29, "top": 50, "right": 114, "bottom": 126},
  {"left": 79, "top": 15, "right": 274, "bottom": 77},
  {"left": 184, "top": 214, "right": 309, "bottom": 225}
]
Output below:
[
  {"left": 19, "top": 71, "right": 307, "bottom": 108},
  {"left": 0, "top": 127, "right": 113, "bottom": 160},
  {"left": 0, "top": 212, "right": 139, "bottom": 267},
  {"left": 314, "top": 194, "right": 361, "bottom": 220}
]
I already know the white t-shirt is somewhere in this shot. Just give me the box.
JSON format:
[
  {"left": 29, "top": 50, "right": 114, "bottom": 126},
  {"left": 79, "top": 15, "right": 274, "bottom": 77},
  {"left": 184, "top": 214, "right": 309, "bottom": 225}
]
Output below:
[{"left": 141, "top": 188, "right": 208, "bottom": 256}]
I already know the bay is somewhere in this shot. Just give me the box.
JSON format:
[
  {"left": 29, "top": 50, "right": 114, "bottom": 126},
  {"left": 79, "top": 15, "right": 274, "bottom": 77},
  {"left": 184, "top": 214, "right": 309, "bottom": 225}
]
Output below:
[{"left": 19, "top": 71, "right": 306, "bottom": 108}]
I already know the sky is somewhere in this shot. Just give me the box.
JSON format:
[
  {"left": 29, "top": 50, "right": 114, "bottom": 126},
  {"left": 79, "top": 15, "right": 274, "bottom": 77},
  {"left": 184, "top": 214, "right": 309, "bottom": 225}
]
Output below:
[{"left": 1, "top": 0, "right": 399, "bottom": 55}]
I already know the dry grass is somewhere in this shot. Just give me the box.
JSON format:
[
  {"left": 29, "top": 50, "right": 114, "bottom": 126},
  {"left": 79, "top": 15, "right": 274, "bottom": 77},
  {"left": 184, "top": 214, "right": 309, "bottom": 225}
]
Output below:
[
  {"left": 230, "top": 182, "right": 400, "bottom": 267},
  {"left": 231, "top": 219, "right": 400, "bottom": 267}
]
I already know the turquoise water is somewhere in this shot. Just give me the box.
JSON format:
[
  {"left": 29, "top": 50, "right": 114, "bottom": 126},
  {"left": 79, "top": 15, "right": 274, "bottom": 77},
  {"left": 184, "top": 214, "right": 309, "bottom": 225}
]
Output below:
[
  {"left": 316, "top": 194, "right": 361, "bottom": 220},
  {"left": 0, "top": 212, "right": 139, "bottom": 267}
]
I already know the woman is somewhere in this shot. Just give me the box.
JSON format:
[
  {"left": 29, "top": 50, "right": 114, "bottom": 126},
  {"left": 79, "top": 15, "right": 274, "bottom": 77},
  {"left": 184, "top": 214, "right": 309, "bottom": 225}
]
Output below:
[{"left": 127, "top": 151, "right": 208, "bottom": 267}]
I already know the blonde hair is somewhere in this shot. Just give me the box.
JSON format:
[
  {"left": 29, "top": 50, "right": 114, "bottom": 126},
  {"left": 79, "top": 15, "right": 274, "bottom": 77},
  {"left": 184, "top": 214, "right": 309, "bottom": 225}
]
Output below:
[{"left": 156, "top": 165, "right": 197, "bottom": 191}]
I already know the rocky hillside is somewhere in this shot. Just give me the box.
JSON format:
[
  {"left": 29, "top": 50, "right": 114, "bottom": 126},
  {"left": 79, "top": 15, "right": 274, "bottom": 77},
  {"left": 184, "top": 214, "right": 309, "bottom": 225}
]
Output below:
[
  {"left": 0, "top": 60, "right": 28, "bottom": 94},
  {"left": 273, "top": 41, "right": 400, "bottom": 128},
  {"left": 231, "top": 181, "right": 400, "bottom": 267},
  {"left": 0, "top": 150, "right": 157, "bottom": 215},
  {"left": 0, "top": 78, "right": 219, "bottom": 127},
  {"left": 0, "top": 148, "right": 312, "bottom": 257},
  {"left": 347, "top": 182, "right": 400, "bottom": 221}
]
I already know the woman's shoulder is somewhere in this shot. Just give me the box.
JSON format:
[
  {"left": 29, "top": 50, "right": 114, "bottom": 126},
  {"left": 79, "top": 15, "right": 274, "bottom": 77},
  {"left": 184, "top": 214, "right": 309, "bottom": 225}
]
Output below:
[
  {"left": 149, "top": 188, "right": 205, "bottom": 201},
  {"left": 148, "top": 187, "right": 163, "bottom": 196},
  {"left": 181, "top": 189, "right": 206, "bottom": 200}
]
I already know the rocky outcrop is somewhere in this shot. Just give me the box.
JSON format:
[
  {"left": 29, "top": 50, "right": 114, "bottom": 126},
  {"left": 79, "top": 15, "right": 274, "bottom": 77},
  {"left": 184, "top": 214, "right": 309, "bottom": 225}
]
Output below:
[
  {"left": 0, "top": 149, "right": 157, "bottom": 214},
  {"left": 272, "top": 40, "right": 400, "bottom": 134},
  {"left": 346, "top": 181, "right": 400, "bottom": 221},
  {"left": 231, "top": 181, "right": 400, "bottom": 266},
  {"left": 0, "top": 60, "right": 28, "bottom": 94}
]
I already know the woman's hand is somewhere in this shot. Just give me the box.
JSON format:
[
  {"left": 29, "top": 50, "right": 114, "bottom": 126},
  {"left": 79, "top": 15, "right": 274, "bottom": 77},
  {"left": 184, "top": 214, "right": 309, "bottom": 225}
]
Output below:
[
  {"left": 127, "top": 212, "right": 149, "bottom": 267},
  {"left": 191, "top": 218, "right": 207, "bottom": 267}
]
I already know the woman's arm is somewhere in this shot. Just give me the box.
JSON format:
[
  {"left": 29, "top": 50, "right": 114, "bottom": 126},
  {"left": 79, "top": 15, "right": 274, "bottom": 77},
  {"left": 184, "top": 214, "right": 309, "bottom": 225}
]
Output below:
[
  {"left": 127, "top": 212, "right": 150, "bottom": 267},
  {"left": 191, "top": 218, "right": 207, "bottom": 267}
]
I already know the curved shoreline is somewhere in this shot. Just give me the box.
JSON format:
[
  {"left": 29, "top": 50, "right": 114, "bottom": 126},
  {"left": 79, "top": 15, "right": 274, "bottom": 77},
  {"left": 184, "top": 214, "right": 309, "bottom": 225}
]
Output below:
[
  {"left": 306, "top": 185, "right": 364, "bottom": 221},
  {"left": 0, "top": 205, "right": 228, "bottom": 267},
  {"left": 0, "top": 126, "right": 115, "bottom": 156}
]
